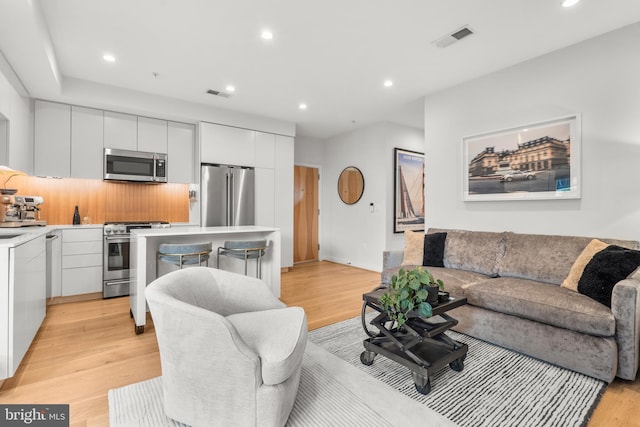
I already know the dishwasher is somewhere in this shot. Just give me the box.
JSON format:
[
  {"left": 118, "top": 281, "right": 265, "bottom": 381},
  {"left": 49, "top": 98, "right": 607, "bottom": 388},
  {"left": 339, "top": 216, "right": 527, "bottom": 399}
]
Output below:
[{"left": 45, "top": 231, "right": 61, "bottom": 301}]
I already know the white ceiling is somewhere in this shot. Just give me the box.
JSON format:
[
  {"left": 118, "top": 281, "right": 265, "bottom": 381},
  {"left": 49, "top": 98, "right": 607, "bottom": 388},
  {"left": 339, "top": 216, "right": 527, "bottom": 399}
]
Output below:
[{"left": 2, "top": 0, "right": 640, "bottom": 138}]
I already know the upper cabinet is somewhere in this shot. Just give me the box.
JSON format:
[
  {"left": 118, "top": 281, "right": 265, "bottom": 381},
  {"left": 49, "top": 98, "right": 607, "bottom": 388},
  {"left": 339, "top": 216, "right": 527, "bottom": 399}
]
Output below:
[
  {"left": 34, "top": 100, "right": 195, "bottom": 183},
  {"left": 255, "top": 132, "right": 276, "bottom": 168},
  {"left": 34, "top": 101, "right": 71, "bottom": 178},
  {"left": 201, "top": 122, "right": 255, "bottom": 166},
  {"left": 168, "top": 122, "right": 195, "bottom": 184},
  {"left": 104, "top": 111, "right": 137, "bottom": 151},
  {"left": 71, "top": 106, "right": 104, "bottom": 180},
  {"left": 0, "top": 119, "right": 8, "bottom": 166},
  {"left": 138, "top": 117, "right": 168, "bottom": 154}
]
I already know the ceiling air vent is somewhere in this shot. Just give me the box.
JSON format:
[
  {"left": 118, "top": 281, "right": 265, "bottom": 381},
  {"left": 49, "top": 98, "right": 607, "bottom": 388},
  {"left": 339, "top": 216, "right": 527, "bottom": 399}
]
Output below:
[
  {"left": 206, "top": 89, "right": 231, "bottom": 98},
  {"left": 433, "top": 25, "right": 474, "bottom": 48}
]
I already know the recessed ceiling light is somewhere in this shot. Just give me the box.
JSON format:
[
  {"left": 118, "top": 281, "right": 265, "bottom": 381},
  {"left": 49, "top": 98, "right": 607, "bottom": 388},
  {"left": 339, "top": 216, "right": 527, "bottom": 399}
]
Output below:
[
  {"left": 103, "top": 53, "right": 116, "bottom": 63},
  {"left": 225, "top": 85, "right": 236, "bottom": 93},
  {"left": 299, "top": 103, "right": 307, "bottom": 110},
  {"left": 562, "top": 0, "right": 580, "bottom": 7},
  {"left": 261, "top": 30, "right": 274, "bottom": 40},
  {"left": 383, "top": 80, "right": 393, "bottom": 88}
]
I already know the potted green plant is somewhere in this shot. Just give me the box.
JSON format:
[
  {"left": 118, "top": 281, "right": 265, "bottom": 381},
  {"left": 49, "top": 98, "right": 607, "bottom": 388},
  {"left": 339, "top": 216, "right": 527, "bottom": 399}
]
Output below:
[{"left": 379, "top": 267, "right": 444, "bottom": 327}]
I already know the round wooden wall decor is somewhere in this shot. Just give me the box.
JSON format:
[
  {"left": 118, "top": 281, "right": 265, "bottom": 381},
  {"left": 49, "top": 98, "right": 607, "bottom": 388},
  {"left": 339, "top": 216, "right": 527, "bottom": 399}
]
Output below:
[{"left": 337, "top": 166, "right": 364, "bottom": 205}]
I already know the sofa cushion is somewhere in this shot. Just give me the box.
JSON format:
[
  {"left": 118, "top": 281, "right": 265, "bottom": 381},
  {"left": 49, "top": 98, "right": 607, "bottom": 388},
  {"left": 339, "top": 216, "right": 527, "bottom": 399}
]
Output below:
[
  {"left": 401, "top": 230, "right": 424, "bottom": 266},
  {"left": 578, "top": 245, "right": 640, "bottom": 307},
  {"left": 423, "top": 232, "right": 446, "bottom": 267},
  {"left": 498, "top": 233, "right": 596, "bottom": 285},
  {"left": 428, "top": 228, "right": 505, "bottom": 276},
  {"left": 464, "top": 277, "right": 615, "bottom": 337},
  {"left": 421, "top": 266, "right": 491, "bottom": 298},
  {"left": 498, "top": 232, "right": 640, "bottom": 285},
  {"left": 562, "top": 239, "right": 610, "bottom": 291}
]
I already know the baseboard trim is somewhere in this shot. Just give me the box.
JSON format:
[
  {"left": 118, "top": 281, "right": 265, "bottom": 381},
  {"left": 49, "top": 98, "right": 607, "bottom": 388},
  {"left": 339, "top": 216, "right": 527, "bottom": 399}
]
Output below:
[{"left": 48, "top": 292, "right": 103, "bottom": 305}]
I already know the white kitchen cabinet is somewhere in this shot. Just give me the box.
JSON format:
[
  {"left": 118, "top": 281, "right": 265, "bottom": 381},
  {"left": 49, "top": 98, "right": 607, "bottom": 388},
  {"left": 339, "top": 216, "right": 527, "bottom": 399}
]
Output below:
[
  {"left": 2, "top": 235, "right": 46, "bottom": 379},
  {"left": 275, "top": 136, "right": 294, "bottom": 268},
  {"left": 61, "top": 228, "right": 103, "bottom": 296},
  {"left": 200, "top": 122, "right": 255, "bottom": 166},
  {"left": 34, "top": 100, "right": 71, "bottom": 177},
  {"left": 0, "top": 119, "right": 7, "bottom": 165},
  {"left": 104, "top": 111, "right": 137, "bottom": 151},
  {"left": 255, "top": 168, "right": 275, "bottom": 227},
  {"left": 168, "top": 121, "right": 195, "bottom": 184},
  {"left": 71, "top": 106, "right": 104, "bottom": 179},
  {"left": 255, "top": 132, "right": 275, "bottom": 168},
  {"left": 138, "top": 116, "right": 168, "bottom": 153}
]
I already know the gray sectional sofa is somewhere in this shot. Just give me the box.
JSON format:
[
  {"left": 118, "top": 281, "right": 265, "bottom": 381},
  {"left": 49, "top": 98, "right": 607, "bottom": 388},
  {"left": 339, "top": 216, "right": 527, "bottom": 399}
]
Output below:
[{"left": 382, "top": 228, "right": 640, "bottom": 382}]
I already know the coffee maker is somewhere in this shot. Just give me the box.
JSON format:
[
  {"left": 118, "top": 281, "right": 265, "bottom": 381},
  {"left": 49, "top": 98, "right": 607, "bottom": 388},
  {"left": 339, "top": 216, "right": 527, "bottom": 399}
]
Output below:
[{"left": 1, "top": 195, "right": 46, "bottom": 226}]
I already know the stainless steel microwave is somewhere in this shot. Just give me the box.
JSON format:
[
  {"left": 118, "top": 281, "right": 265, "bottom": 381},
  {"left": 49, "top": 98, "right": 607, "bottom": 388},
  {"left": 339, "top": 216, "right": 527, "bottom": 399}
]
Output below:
[{"left": 104, "top": 148, "right": 167, "bottom": 183}]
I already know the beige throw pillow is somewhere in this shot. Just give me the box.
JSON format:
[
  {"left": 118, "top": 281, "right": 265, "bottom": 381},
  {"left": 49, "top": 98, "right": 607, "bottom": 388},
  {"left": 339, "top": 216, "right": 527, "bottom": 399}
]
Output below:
[
  {"left": 561, "top": 239, "right": 610, "bottom": 291},
  {"left": 401, "top": 230, "right": 424, "bottom": 266}
]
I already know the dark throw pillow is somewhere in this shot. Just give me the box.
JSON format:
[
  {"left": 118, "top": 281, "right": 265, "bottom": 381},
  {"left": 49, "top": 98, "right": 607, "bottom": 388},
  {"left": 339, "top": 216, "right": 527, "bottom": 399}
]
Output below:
[
  {"left": 577, "top": 245, "right": 640, "bottom": 307},
  {"left": 423, "top": 232, "right": 447, "bottom": 267}
]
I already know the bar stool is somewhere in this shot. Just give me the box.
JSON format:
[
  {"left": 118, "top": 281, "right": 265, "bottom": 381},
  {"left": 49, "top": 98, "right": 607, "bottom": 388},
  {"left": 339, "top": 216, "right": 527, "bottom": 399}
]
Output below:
[
  {"left": 217, "top": 240, "right": 268, "bottom": 278},
  {"left": 157, "top": 242, "right": 212, "bottom": 276}
]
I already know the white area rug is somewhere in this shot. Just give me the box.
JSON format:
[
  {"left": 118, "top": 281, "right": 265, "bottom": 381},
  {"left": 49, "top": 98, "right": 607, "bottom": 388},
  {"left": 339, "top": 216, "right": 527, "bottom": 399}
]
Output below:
[
  {"left": 108, "top": 341, "right": 454, "bottom": 427},
  {"left": 308, "top": 315, "right": 607, "bottom": 427}
]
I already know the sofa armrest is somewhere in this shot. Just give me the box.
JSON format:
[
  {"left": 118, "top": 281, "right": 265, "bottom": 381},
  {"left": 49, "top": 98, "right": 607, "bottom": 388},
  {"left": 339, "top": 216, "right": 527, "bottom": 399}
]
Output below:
[
  {"left": 383, "top": 250, "right": 404, "bottom": 270},
  {"left": 611, "top": 277, "right": 640, "bottom": 380}
]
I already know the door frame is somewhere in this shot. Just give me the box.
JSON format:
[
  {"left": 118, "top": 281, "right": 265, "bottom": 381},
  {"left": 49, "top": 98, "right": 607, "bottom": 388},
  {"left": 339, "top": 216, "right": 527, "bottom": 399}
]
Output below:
[{"left": 294, "top": 162, "right": 323, "bottom": 262}]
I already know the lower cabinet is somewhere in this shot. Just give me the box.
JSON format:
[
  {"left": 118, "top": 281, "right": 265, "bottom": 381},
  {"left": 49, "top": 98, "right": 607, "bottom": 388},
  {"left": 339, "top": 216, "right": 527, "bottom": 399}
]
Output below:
[
  {"left": 1, "top": 235, "right": 46, "bottom": 380},
  {"left": 61, "top": 228, "right": 103, "bottom": 296}
]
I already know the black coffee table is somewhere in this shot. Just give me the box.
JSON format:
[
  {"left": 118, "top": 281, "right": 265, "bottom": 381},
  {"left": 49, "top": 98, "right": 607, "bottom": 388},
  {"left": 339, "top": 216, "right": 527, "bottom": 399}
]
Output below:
[{"left": 360, "top": 287, "right": 468, "bottom": 395}]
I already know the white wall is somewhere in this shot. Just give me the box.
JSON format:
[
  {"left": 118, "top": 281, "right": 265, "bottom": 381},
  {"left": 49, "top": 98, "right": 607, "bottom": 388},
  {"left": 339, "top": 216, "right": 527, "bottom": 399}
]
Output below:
[
  {"left": 321, "top": 122, "right": 423, "bottom": 271},
  {"left": 294, "top": 135, "right": 325, "bottom": 166},
  {"left": 424, "top": 22, "right": 640, "bottom": 241}
]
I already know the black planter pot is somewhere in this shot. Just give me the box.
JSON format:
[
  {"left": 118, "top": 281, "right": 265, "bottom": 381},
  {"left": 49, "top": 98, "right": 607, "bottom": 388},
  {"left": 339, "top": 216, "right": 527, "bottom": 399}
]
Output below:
[{"left": 426, "top": 285, "right": 439, "bottom": 304}]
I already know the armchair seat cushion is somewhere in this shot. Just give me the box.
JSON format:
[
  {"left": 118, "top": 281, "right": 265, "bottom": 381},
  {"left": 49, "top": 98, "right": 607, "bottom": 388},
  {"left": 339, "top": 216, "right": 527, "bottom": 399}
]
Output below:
[{"left": 228, "top": 307, "right": 308, "bottom": 385}]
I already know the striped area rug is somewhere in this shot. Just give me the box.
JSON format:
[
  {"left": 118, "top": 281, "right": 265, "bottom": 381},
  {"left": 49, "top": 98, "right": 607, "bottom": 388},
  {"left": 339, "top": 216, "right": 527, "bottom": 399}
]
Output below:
[
  {"left": 108, "top": 350, "right": 397, "bottom": 427},
  {"left": 309, "top": 315, "right": 606, "bottom": 427}
]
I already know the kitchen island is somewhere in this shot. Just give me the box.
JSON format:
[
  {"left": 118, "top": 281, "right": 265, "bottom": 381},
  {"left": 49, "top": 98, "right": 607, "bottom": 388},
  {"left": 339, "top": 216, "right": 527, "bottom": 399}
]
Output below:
[{"left": 129, "top": 225, "right": 281, "bottom": 334}]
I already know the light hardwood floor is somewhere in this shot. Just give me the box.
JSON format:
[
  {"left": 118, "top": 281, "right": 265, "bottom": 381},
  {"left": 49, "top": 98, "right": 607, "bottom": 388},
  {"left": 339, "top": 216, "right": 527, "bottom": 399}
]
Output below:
[{"left": 0, "top": 261, "right": 638, "bottom": 426}]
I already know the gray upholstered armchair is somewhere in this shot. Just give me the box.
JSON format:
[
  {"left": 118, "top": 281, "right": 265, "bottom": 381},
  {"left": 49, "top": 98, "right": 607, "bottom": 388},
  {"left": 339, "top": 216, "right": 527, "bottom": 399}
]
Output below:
[{"left": 146, "top": 267, "right": 307, "bottom": 427}]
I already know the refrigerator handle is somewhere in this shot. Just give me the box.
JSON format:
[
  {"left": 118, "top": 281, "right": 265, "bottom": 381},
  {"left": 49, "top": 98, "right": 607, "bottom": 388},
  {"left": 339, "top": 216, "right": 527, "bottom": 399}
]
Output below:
[{"left": 228, "top": 172, "right": 234, "bottom": 226}]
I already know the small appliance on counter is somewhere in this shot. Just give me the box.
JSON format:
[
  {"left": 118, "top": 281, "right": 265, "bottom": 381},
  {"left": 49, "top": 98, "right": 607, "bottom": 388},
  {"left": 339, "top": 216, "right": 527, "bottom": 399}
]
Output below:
[{"left": 0, "top": 195, "right": 46, "bottom": 227}]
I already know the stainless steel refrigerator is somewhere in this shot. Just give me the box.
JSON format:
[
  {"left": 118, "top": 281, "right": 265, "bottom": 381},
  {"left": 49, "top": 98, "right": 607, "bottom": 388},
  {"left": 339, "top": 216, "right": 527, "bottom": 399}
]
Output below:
[{"left": 201, "top": 164, "right": 255, "bottom": 226}]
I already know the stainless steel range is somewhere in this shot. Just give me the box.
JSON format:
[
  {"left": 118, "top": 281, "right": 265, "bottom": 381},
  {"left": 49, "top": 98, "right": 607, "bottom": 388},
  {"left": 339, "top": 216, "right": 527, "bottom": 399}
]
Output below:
[{"left": 103, "top": 221, "right": 170, "bottom": 298}]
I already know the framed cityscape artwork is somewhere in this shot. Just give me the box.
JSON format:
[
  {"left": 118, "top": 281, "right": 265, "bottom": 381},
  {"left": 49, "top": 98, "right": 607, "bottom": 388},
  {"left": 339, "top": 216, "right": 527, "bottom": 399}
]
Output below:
[
  {"left": 394, "top": 148, "right": 425, "bottom": 233},
  {"left": 462, "top": 115, "right": 581, "bottom": 202}
]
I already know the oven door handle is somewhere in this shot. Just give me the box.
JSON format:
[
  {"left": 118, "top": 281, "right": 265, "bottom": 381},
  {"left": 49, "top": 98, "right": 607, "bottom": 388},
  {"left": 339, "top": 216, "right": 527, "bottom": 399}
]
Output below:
[
  {"left": 104, "top": 279, "right": 132, "bottom": 286},
  {"left": 105, "top": 236, "right": 130, "bottom": 241}
]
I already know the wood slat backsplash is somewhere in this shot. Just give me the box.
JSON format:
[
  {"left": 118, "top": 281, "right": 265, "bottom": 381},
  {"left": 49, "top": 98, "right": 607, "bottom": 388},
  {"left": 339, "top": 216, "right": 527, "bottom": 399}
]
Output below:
[{"left": 6, "top": 176, "right": 189, "bottom": 225}]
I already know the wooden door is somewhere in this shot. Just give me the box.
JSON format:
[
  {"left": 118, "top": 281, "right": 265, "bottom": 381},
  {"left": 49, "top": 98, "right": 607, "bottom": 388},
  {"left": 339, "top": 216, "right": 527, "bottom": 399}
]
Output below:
[{"left": 294, "top": 165, "right": 319, "bottom": 263}]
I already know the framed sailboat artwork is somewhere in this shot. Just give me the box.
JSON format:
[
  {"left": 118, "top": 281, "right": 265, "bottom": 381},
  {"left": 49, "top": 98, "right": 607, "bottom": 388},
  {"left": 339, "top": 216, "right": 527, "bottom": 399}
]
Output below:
[{"left": 393, "top": 148, "right": 425, "bottom": 233}]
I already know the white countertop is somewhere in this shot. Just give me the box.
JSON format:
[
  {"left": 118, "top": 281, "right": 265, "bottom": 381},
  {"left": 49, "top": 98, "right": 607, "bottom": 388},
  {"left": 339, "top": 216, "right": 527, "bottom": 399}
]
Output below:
[
  {"left": 0, "top": 224, "right": 279, "bottom": 247},
  {"left": 0, "top": 226, "right": 50, "bottom": 248},
  {"left": 130, "top": 225, "right": 279, "bottom": 238},
  {"left": 0, "top": 223, "right": 103, "bottom": 248}
]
